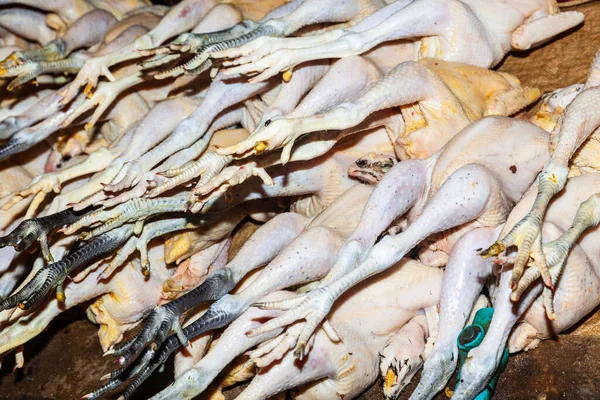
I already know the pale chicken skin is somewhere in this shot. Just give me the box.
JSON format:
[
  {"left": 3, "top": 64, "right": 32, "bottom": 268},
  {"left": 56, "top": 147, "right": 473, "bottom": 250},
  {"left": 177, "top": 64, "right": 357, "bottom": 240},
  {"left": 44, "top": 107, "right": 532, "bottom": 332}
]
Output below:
[
  {"left": 0, "top": 240, "right": 172, "bottom": 357},
  {"left": 241, "top": 115, "right": 550, "bottom": 370},
  {"left": 153, "top": 259, "right": 443, "bottom": 400},
  {"left": 432, "top": 174, "right": 600, "bottom": 400},
  {"left": 216, "top": 58, "right": 539, "bottom": 163},
  {"left": 0, "top": 1, "right": 594, "bottom": 400},
  {"left": 211, "top": 0, "right": 583, "bottom": 82}
]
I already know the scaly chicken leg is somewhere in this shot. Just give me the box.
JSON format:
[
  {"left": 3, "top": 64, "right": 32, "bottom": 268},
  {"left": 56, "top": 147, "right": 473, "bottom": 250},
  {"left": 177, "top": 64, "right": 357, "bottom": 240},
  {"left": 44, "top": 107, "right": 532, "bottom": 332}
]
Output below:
[
  {"left": 156, "top": 259, "right": 442, "bottom": 400},
  {"left": 112, "top": 211, "right": 309, "bottom": 366},
  {"left": 481, "top": 50, "right": 600, "bottom": 293},
  {"left": 410, "top": 226, "right": 501, "bottom": 399},
  {"left": 217, "top": 58, "right": 539, "bottom": 163},
  {"left": 245, "top": 116, "right": 550, "bottom": 361},
  {"left": 0, "top": 9, "right": 115, "bottom": 69},
  {"left": 214, "top": 0, "right": 583, "bottom": 82},
  {"left": 59, "top": 0, "right": 218, "bottom": 102},
  {"left": 452, "top": 174, "right": 600, "bottom": 399}
]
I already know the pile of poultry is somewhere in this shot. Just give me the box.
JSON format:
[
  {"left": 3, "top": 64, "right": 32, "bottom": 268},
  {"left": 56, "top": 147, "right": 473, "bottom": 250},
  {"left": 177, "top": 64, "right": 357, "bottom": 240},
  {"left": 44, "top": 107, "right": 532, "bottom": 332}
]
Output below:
[{"left": 0, "top": 0, "right": 598, "bottom": 398}]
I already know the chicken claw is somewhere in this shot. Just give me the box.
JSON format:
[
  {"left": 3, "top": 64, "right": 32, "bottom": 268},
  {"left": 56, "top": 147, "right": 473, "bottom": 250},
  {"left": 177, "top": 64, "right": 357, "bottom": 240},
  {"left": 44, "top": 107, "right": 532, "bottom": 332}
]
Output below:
[
  {"left": 153, "top": 54, "right": 211, "bottom": 80},
  {"left": 112, "top": 305, "right": 186, "bottom": 365},
  {"left": 88, "top": 334, "right": 181, "bottom": 399},
  {"left": 4, "top": 173, "right": 62, "bottom": 218},
  {"left": 147, "top": 151, "right": 231, "bottom": 199},
  {"left": 145, "top": 163, "right": 207, "bottom": 198},
  {"left": 249, "top": 319, "right": 340, "bottom": 368},
  {"left": 0, "top": 207, "right": 91, "bottom": 262},
  {"left": 114, "top": 266, "right": 235, "bottom": 366},
  {"left": 248, "top": 288, "right": 336, "bottom": 360},
  {"left": 81, "top": 367, "right": 126, "bottom": 400},
  {"left": 191, "top": 161, "right": 274, "bottom": 206},
  {"left": 140, "top": 20, "right": 261, "bottom": 78},
  {"left": 221, "top": 48, "right": 297, "bottom": 83},
  {"left": 248, "top": 331, "right": 294, "bottom": 367},
  {"left": 139, "top": 32, "right": 209, "bottom": 77},
  {"left": 511, "top": 193, "right": 600, "bottom": 319},
  {"left": 138, "top": 53, "right": 181, "bottom": 71},
  {"left": 0, "top": 225, "right": 132, "bottom": 311},
  {"left": 482, "top": 55, "right": 600, "bottom": 292},
  {"left": 0, "top": 55, "right": 86, "bottom": 91},
  {"left": 61, "top": 72, "right": 145, "bottom": 130},
  {"left": 59, "top": 56, "right": 116, "bottom": 104},
  {"left": 103, "top": 160, "right": 145, "bottom": 193},
  {"left": 137, "top": 32, "right": 200, "bottom": 66},
  {"left": 63, "top": 195, "right": 188, "bottom": 239},
  {"left": 217, "top": 35, "right": 291, "bottom": 68},
  {"left": 103, "top": 217, "right": 200, "bottom": 278},
  {"left": 1, "top": 62, "right": 45, "bottom": 91},
  {"left": 0, "top": 41, "right": 65, "bottom": 70},
  {"left": 216, "top": 117, "right": 304, "bottom": 163},
  {"left": 481, "top": 159, "right": 568, "bottom": 290},
  {"left": 156, "top": 19, "right": 286, "bottom": 80}
]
